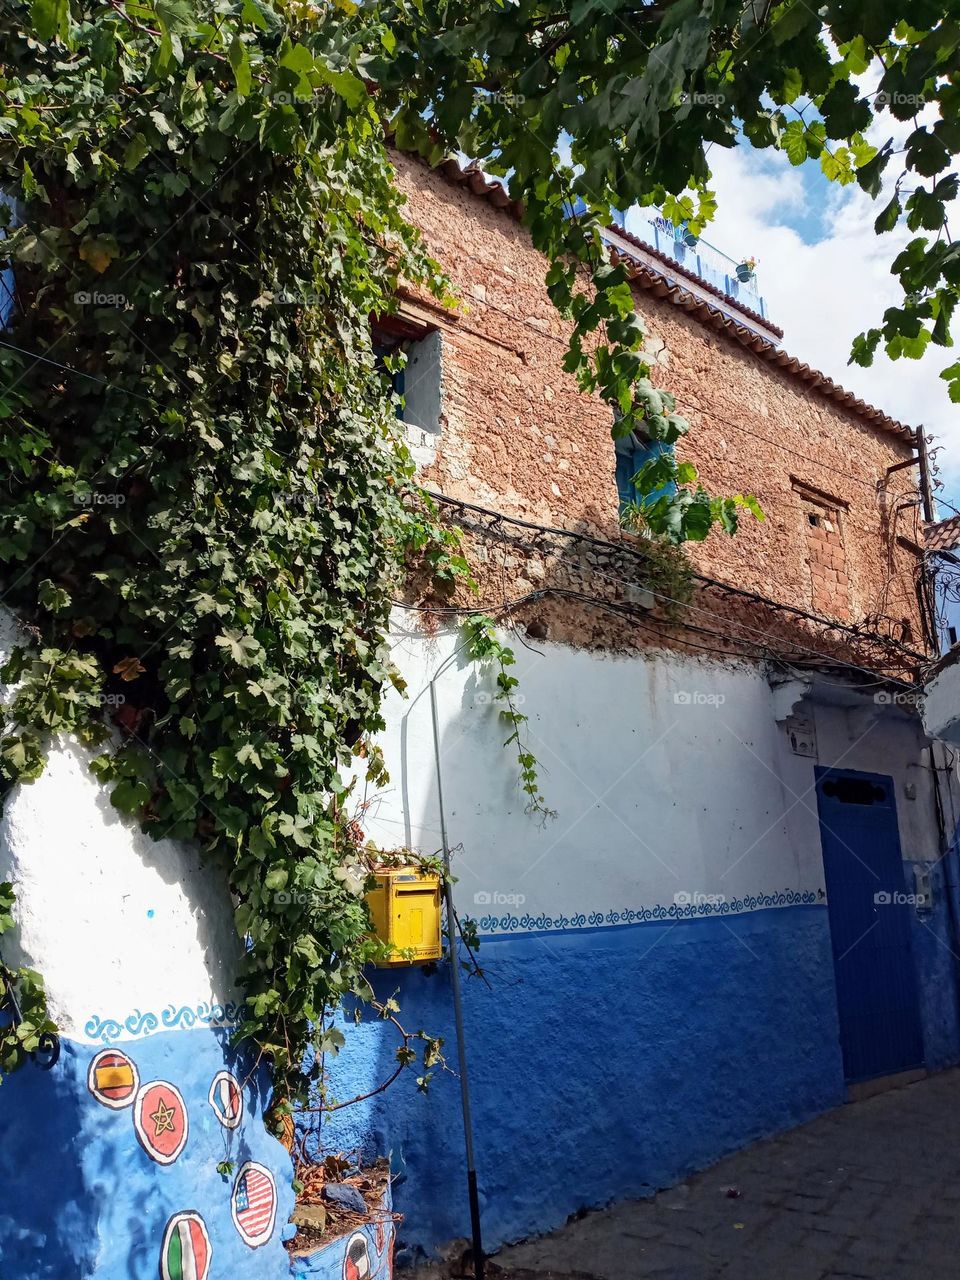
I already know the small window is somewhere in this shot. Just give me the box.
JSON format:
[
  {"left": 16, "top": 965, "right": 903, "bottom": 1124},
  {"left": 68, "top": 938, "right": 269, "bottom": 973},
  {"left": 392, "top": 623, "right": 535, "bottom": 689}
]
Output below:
[
  {"left": 615, "top": 431, "right": 675, "bottom": 515},
  {"left": 371, "top": 320, "right": 442, "bottom": 436}
]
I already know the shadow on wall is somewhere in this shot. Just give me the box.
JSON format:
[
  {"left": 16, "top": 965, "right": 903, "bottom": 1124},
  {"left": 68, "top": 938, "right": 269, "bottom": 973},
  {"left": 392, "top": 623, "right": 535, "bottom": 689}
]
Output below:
[
  {"left": 0, "top": 1041, "right": 93, "bottom": 1278},
  {"left": 0, "top": 735, "right": 242, "bottom": 1038},
  {"left": 0, "top": 1028, "right": 295, "bottom": 1280},
  {"left": 310, "top": 620, "right": 846, "bottom": 1260}
]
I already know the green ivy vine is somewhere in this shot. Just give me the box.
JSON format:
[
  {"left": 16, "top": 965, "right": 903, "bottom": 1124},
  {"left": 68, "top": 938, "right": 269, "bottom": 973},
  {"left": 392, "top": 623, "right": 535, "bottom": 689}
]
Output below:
[
  {"left": 0, "top": 0, "right": 460, "bottom": 1094},
  {"left": 461, "top": 615, "right": 555, "bottom": 822},
  {"left": 0, "top": 0, "right": 749, "bottom": 1101}
]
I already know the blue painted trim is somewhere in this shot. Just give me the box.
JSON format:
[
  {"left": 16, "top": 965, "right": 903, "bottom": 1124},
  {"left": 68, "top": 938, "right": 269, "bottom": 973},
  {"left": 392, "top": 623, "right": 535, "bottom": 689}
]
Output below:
[
  {"left": 84, "top": 1000, "right": 247, "bottom": 1042},
  {"left": 475, "top": 890, "right": 820, "bottom": 939}
]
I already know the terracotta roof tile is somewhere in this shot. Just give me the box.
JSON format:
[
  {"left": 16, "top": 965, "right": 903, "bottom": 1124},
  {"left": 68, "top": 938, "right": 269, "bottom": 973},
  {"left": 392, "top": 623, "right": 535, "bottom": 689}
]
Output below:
[
  {"left": 925, "top": 514, "right": 960, "bottom": 552},
  {"left": 604, "top": 219, "right": 783, "bottom": 339}
]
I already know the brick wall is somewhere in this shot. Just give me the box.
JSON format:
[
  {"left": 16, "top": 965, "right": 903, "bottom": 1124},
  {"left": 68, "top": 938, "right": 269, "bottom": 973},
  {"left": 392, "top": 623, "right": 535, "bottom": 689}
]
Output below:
[{"left": 391, "top": 152, "right": 927, "bottom": 663}]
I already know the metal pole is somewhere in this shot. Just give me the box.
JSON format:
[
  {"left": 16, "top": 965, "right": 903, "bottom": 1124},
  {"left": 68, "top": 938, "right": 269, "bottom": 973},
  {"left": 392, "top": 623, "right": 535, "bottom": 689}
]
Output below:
[
  {"left": 915, "top": 425, "right": 941, "bottom": 653},
  {"left": 429, "top": 677, "right": 485, "bottom": 1280},
  {"left": 916, "top": 424, "right": 936, "bottom": 524}
]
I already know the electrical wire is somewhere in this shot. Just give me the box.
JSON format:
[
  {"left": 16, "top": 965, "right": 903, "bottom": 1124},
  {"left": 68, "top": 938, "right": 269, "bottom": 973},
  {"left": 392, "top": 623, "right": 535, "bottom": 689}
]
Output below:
[
  {"left": 0, "top": 261, "right": 922, "bottom": 518},
  {"left": 0, "top": 322, "right": 922, "bottom": 672},
  {"left": 399, "top": 494, "right": 926, "bottom": 689},
  {"left": 0, "top": 337, "right": 158, "bottom": 405},
  {"left": 425, "top": 487, "right": 927, "bottom": 662}
]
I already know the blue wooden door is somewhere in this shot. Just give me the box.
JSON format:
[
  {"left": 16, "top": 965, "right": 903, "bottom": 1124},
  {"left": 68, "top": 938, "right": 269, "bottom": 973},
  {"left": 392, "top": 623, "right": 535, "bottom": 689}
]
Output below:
[{"left": 815, "top": 767, "right": 924, "bottom": 1083}]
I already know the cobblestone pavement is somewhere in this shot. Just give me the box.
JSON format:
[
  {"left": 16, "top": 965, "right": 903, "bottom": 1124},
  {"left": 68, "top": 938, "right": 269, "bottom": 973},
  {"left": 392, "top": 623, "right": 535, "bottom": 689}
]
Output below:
[{"left": 495, "top": 1070, "right": 960, "bottom": 1280}]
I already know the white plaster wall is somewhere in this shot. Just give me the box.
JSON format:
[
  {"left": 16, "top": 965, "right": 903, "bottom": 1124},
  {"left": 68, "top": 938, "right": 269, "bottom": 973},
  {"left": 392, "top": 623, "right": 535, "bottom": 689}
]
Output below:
[
  {"left": 772, "top": 691, "right": 954, "bottom": 898},
  {"left": 811, "top": 701, "right": 948, "bottom": 862},
  {"left": 359, "top": 618, "right": 952, "bottom": 930},
  {"left": 360, "top": 618, "right": 830, "bottom": 926},
  {"left": 924, "top": 659, "right": 960, "bottom": 746},
  {"left": 0, "top": 611, "right": 241, "bottom": 1041}
]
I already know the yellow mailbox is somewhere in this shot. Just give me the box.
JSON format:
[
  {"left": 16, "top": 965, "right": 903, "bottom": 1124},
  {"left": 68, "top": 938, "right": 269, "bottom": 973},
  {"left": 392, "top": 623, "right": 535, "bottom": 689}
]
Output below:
[{"left": 367, "top": 866, "right": 443, "bottom": 966}]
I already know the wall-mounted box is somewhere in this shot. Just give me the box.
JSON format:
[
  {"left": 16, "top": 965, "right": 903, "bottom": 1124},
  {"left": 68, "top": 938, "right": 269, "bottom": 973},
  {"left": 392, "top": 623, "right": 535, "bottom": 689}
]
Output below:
[{"left": 366, "top": 867, "right": 442, "bottom": 967}]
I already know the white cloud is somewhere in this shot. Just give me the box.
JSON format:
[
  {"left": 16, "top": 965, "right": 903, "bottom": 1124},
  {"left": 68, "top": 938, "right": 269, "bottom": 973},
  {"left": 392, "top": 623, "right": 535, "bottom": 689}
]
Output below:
[{"left": 697, "top": 143, "right": 960, "bottom": 509}]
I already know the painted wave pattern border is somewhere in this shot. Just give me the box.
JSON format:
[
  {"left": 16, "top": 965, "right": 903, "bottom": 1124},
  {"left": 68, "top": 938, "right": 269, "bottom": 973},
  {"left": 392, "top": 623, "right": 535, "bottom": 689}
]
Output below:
[
  {"left": 85, "top": 1001, "right": 247, "bottom": 1043},
  {"left": 476, "top": 889, "right": 820, "bottom": 935}
]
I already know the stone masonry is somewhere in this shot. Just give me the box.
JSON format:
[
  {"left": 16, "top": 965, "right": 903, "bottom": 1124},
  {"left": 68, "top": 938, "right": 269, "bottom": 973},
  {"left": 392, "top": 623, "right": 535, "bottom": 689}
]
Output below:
[{"left": 390, "top": 150, "right": 927, "bottom": 663}]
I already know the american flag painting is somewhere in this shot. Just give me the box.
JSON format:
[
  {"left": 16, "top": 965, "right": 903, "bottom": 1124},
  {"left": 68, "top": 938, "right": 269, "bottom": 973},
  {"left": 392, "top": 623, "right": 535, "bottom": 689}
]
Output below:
[{"left": 230, "top": 1161, "right": 277, "bottom": 1247}]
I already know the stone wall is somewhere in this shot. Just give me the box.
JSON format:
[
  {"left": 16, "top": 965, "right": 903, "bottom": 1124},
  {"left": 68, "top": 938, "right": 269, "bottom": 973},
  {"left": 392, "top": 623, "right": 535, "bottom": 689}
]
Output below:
[{"left": 390, "top": 151, "right": 926, "bottom": 656}]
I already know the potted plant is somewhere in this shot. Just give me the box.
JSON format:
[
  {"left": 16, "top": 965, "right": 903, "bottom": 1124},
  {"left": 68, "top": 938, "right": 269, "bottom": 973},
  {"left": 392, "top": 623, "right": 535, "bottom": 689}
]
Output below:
[
  {"left": 682, "top": 227, "right": 699, "bottom": 248},
  {"left": 736, "top": 256, "right": 756, "bottom": 283}
]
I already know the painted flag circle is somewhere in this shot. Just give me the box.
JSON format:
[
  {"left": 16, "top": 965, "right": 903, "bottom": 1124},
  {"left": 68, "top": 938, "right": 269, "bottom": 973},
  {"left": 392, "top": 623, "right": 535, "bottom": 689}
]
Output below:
[
  {"left": 208, "top": 1070, "right": 243, "bottom": 1130},
  {"left": 133, "top": 1080, "right": 188, "bottom": 1165},
  {"left": 87, "top": 1049, "right": 139, "bottom": 1110},
  {"left": 160, "top": 1211, "right": 211, "bottom": 1280},
  {"left": 344, "top": 1231, "right": 372, "bottom": 1280},
  {"left": 231, "top": 1160, "right": 278, "bottom": 1248}
]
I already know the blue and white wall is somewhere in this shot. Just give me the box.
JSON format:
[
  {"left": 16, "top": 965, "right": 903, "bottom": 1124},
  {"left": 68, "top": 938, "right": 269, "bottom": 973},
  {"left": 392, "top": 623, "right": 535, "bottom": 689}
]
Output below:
[
  {"left": 317, "top": 620, "right": 960, "bottom": 1257},
  {"left": 2, "top": 597, "right": 956, "bottom": 1271},
  {"left": 0, "top": 613, "right": 295, "bottom": 1279}
]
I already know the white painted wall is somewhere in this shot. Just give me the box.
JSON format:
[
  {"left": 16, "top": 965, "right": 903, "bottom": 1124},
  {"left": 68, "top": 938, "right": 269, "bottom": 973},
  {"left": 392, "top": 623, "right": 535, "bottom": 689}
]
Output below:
[
  {"left": 0, "top": 591, "right": 945, "bottom": 1042},
  {"left": 359, "top": 619, "right": 831, "bottom": 927},
  {"left": 356, "top": 617, "right": 952, "bottom": 930},
  {"left": 0, "top": 611, "right": 240, "bottom": 1041},
  {"left": 924, "top": 658, "right": 960, "bottom": 746}
]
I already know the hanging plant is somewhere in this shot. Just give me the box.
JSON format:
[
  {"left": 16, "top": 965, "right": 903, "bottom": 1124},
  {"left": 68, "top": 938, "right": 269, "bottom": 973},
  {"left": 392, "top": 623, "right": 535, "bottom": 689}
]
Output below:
[{"left": 0, "top": 0, "right": 755, "bottom": 1102}]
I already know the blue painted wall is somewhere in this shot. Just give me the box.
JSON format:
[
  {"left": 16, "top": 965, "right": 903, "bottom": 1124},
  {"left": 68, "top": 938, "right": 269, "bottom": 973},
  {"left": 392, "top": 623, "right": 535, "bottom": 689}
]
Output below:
[
  {"left": 0, "top": 1026, "right": 295, "bottom": 1279},
  {"left": 312, "top": 904, "right": 845, "bottom": 1257},
  {"left": 910, "top": 853, "right": 960, "bottom": 1072}
]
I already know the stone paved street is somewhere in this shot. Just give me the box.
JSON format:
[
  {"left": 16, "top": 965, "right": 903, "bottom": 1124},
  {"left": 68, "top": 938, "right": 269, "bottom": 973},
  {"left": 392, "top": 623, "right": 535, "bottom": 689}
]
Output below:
[{"left": 495, "top": 1070, "right": 960, "bottom": 1280}]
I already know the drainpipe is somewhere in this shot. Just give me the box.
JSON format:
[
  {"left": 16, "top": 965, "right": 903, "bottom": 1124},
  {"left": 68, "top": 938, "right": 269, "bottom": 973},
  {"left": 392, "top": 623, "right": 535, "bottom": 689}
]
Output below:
[{"left": 428, "top": 665, "right": 485, "bottom": 1280}]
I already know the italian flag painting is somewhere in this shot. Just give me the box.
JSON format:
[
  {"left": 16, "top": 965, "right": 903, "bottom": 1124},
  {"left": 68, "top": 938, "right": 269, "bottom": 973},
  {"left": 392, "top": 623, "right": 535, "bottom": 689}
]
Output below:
[{"left": 160, "top": 1211, "right": 211, "bottom": 1280}]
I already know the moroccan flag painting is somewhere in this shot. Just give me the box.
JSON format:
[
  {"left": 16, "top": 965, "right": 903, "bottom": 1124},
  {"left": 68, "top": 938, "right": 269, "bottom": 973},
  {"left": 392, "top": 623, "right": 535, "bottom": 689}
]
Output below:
[
  {"left": 133, "top": 1080, "right": 189, "bottom": 1165},
  {"left": 87, "top": 1049, "right": 139, "bottom": 1109},
  {"left": 160, "top": 1211, "right": 211, "bottom": 1280},
  {"left": 207, "top": 1069, "right": 243, "bottom": 1130},
  {"left": 231, "top": 1161, "right": 278, "bottom": 1247}
]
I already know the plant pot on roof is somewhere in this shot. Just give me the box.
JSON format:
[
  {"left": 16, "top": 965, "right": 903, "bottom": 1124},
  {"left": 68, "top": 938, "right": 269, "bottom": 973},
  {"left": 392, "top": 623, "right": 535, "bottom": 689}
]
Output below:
[{"left": 736, "top": 257, "right": 756, "bottom": 283}]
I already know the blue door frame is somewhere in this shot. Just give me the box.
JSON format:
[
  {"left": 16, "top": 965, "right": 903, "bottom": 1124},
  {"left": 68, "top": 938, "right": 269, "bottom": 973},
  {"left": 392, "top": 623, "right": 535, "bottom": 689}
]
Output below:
[{"left": 815, "top": 767, "right": 924, "bottom": 1084}]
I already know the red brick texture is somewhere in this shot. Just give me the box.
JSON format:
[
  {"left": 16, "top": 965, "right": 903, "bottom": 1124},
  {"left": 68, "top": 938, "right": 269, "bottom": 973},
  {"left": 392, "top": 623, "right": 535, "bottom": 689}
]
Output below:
[{"left": 391, "top": 152, "right": 928, "bottom": 668}]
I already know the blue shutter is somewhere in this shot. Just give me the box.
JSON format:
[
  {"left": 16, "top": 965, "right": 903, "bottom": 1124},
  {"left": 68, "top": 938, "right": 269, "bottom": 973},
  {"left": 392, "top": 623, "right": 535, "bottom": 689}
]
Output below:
[
  {"left": 614, "top": 435, "right": 638, "bottom": 511},
  {"left": 373, "top": 342, "right": 405, "bottom": 419},
  {"left": 614, "top": 434, "right": 676, "bottom": 514}
]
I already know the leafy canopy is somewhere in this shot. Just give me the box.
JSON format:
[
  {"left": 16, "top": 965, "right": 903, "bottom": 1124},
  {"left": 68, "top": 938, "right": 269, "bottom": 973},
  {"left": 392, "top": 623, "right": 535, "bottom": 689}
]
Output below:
[{"left": 381, "top": 0, "right": 960, "bottom": 396}]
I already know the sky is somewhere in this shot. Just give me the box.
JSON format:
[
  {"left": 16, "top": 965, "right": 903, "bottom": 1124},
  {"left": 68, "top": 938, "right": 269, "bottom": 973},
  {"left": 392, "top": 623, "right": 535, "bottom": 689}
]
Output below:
[{"left": 622, "top": 134, "right": 960, "bottom": 518}]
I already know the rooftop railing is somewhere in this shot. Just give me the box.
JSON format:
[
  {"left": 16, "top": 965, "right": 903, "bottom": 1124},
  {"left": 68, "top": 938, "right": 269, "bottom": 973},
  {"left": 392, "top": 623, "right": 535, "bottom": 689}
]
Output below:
[
  {"left": 566, "top": 198, "right": 773, "bottom": 332},
  {"left": 637, "top": 216, "right": 768, "bottom": 322}
]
